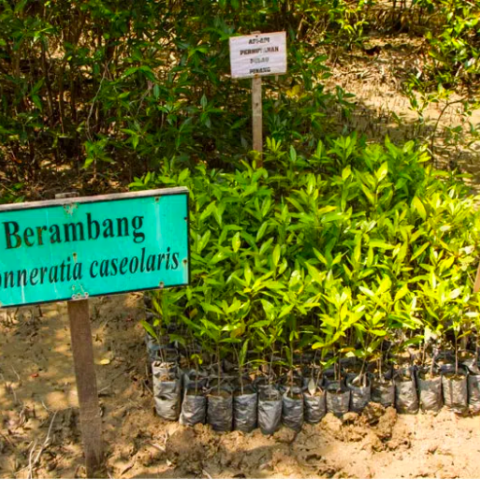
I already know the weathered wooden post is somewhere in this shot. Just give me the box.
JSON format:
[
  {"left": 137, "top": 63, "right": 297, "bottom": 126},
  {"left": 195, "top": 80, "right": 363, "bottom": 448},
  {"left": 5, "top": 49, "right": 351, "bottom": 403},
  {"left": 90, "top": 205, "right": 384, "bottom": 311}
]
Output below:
[
  {"left": 55, "top": 192, "right": 103, "bottom": 478},
  {"left": 229, "top": 31, "right": 287, "bottom": 167}
]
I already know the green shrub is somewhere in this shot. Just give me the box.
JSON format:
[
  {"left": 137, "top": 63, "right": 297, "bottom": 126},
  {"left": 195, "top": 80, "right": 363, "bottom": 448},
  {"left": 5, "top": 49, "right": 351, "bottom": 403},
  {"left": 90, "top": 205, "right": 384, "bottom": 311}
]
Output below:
[{"left": 132, "top": 135, "right": 480, "bottom": 381}]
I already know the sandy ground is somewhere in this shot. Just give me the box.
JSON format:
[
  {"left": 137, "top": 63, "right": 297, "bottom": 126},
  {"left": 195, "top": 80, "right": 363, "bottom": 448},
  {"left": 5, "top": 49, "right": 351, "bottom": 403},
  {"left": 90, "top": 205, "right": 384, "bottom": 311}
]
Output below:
[
  {"left": 324, "top": 34, "right": 480, "bottom": 194},
  {"left": 2, "top": 294, "right": 480, "bottom": 479}
]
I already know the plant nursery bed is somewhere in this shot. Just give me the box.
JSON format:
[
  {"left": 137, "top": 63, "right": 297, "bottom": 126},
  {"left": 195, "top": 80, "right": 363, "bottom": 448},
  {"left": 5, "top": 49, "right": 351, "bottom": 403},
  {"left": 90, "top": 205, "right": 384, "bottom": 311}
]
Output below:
[{"left": 2, "top": 295, "right": 480, "bottom": 479}]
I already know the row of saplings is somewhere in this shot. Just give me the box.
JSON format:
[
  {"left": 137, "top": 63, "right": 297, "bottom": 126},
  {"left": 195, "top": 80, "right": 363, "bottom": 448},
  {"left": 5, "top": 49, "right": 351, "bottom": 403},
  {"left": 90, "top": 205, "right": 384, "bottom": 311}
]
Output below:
[{"left": 146, "top": 336, "right": 480, "bottom": 433}]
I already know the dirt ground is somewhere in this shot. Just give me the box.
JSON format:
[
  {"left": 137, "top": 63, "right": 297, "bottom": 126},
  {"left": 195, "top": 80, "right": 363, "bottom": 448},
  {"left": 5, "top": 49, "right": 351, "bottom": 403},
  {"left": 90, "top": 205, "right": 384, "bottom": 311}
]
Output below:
[
  {"left": 324, "top": 34, "right": 480, "bottom": 194},
  {"left": 2, "top": 294, "right": 480, "bottom": 479},
  {"left": 3, "top": 33, "right": 480, "bottom": 480}
]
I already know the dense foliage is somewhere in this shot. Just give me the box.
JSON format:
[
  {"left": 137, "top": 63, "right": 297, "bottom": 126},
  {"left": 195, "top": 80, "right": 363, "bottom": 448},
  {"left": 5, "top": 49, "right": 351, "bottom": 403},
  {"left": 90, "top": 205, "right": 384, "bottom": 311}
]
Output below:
[
  {"left": 134, "top": 135, "right": 480, "bottom": 382},
  {"left": 2, "top": 0, "right": 480, "bottom": 194},
  {"left": 2, "top": 0, "right": 480, "bottom": 384}
]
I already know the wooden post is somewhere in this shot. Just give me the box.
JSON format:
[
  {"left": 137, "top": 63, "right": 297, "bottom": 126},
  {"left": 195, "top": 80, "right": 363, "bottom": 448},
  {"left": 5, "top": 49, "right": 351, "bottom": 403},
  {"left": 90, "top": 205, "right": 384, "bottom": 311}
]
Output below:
[
  {"left": 68, "top": 300, "right": 103, "bottom": 477},
  {"left": 56, "top": 193, "right": 103, "bottom": 478},
  {"left": 251, "top": 31, "right": 263, "bottom": 166},
  {"left": 252, "top": 75, "right": 263, "bottom": 159},
  {"left": 474, "top": 262, "right": 480, "bottom": 293}
]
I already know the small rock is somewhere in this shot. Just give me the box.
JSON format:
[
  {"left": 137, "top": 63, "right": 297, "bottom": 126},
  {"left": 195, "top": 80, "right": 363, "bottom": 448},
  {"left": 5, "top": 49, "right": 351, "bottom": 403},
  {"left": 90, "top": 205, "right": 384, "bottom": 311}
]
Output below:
[
  {"left": 427, "top": 444, "right": 438, "bottom": 454},
  {"left": 274, "top": 427, "right": 297, "bottom": 443},
  {"left": 342, "top": 412, "right": 359, "bottom": 424},
  {"left": 322, "top": 413, "right": 343, "bottom": 434}
]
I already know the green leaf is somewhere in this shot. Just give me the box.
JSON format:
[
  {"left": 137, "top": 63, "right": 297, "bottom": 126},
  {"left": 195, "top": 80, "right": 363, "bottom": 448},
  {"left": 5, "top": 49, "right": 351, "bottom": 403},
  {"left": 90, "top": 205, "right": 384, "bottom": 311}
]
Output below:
[
  {"left": 272, "top": 244, "right": 281, "bottom": 268},
  {"left": 244, "top": 263, "right": 252, "bottom": 287},
  {"left": 411, "top": 242, "right": 429, "bottom": 261},
  {"left": 394, "top": 285, "right": 409, "bottom": 302},
  {"left": 261, "top": 299, "right": 276, "bottom": 321},
  {"left": 370, "top": 239, "right": 394, "bottom": 250},
  {"left": 211, "top": 250, "right": 230, "bottom": 264},
  {"left": 279, "top": 304, "right": 294, "bottom": 318},
  {"left": 306, "top": 262, "right": 325, "bottom": 284},
  {"left": 256, "top": 221, "right": 268, "bottom": 242},
  {"left": 140, "top": 320, "right": 158, "bottom": 341},
  {"left": 412, "top": 196, "right": 427, "bottom": 220},
  {"left": 375, "top": 162, "right": 389, "bottom": 182},
  {"left": 232, "top": 232, "right": 241, "bottom": 252}
]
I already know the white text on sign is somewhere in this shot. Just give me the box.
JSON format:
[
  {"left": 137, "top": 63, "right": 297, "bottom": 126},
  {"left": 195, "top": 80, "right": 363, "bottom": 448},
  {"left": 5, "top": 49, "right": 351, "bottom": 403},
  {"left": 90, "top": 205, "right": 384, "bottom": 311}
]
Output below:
[{"left": 229, "top": 32, "right": 287, "bottom": 79}]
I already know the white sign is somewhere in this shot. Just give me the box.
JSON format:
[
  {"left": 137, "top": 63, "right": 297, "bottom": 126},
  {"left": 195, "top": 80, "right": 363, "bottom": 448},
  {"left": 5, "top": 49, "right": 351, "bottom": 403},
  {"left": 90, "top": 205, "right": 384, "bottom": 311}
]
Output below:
[{"left": 229, "top": 31, "right": 287, "bottom": 79}]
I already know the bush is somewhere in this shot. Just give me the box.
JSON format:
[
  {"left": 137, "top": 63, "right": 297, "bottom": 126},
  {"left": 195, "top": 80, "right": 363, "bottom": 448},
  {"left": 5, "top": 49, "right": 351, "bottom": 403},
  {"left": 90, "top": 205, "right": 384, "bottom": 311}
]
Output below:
[{"left": 132, "top": 135, "right": 480, "bottom": 384}]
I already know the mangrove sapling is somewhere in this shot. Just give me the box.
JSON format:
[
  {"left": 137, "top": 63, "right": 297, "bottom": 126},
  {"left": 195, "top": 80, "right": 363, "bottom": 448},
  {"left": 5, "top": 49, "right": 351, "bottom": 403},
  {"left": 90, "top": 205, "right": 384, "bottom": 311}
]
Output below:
[
  {"left": 234, "top": 340, "right": 249, "bottom": 396},
  {"left": 441, "top": 296, "right": 470, "bottom": 414},
  {"left": 180, "top": 354, "right": 208, "bottom": 427},
  {"left": 466, "top": 300, "right": 480, "bottom": 413},
  {"left": 417, "top": 345, "right": 443, "bottom": 413},
  {"left": 312, "top": 285, "right": 363, "bottom": 416},
  {"left": 232, "top": 340, "right": 258, "bottom": 432},
  {"left": 281, "top": 345, "right": 304, "bottom": 431},
  {"left": 349, "top": 276, "right": 395, "bottom": 412},
  {"left": 304, "top": 355, "right": 331, "bottom": 423}
]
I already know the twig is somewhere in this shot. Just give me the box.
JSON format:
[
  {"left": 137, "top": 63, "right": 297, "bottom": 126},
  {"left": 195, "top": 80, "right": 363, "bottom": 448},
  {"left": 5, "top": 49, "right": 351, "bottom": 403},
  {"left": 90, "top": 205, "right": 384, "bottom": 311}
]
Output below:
[
  {"left": 0, "top": 432, "right": 17, "bottom": 451},
  {"left": 28, "top": 439, "right": 38, "bottom": 480},
  {"left": 86, "top": 60, "right": 112, "bottom": 141},
  {"left": 430, "top": 97, "right": 469, "bottom": 163},
  {"left": 11, "top": 366, "right": 20, "bottom": 382},
  {"left": 28, "top": 411, "right": 58, "bottom": 479}
]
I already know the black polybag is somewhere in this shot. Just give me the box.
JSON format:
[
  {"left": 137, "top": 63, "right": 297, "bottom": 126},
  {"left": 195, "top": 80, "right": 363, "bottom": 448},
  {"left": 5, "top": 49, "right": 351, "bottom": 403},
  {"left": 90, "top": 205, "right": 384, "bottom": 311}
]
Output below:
[
  {"left": 303, "top": 377, "right": 326, "bottom": 424},
  {"left": 180, "top": 391, "right": 206, "bottom": 426},
  {"left": 233, "top": 389, "right": 258, "bottom": 432},
  {"left": 394, "top": 367, "right": 419, "bottom": 414},
  {"left": 282, "top": 387, "right": 304, "bottom": 431},
  {"left": 417, "top": 369, "right": 443, "bottom": 413},
  {"left": 441, "top": 365, "right": 468, "bottom": 414},
  {"left": 371, "top": 378, "right": 395, "bottom": 407},
  {"left": 207, "top": 391, "right": 233, "bottom": 432},
  {"left": 152, "top": 361, "right": 182, "bottom": 421},
  {"left": 258, "top": 385, "right": 282, "bottom": 435},
  {"left": 346, "top": 374, "right": 371, "bottom": 413},
  {"left": 468, "top": 374, "right": 480, "bottom": 414},
  {"left": 326, "top": 380, "right": 350, "bottom": 417}
]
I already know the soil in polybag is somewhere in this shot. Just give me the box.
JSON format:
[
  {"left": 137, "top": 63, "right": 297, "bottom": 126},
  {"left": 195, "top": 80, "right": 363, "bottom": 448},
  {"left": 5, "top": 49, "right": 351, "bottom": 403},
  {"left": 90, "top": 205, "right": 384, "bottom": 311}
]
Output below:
[
  {"left": 346, "top": 373, "right": 371, "bottom": 413},
  {"left": 441, "top": 365, "right": 468, "bottom": 415},
  {"left": 207, "top": 388, "right": 233, "bottom": 432},
  {"left": 326, "top": 380, "right": 350, "bottom": 417},
  {"left": 394, "top": 367, "right": 419, "bottom": 414},
  {"left": 468, "top": 373, "right": 480, "bottom": 414},
  {"left": 371, "top": 378, "right": 395, "bottom": 407},
  {"left": 282, "top": 386, "right": 304, "bottom": 432},
  {"left": 303, "top": 377, "right": 326, "bottom": 424},
  {"left": 417, "top": 368, "right": 443, "bottom": 413},
  {"left": 258, "top": 385, "right": 282, "bottom": 435},
  {"left": 152, "top": 361, "right": 182, "bottom": 421},
  {"left": 233, "top": 384, "right": 258, "bottom": 433}
]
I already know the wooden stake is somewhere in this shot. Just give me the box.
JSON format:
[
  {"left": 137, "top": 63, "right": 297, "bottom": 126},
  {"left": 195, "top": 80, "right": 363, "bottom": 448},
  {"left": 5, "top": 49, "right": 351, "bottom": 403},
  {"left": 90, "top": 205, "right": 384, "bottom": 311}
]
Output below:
[
  {"left": 56, "top": 193, "right": 103, "bottom": 478},
  {"left": 68, "top": 300, "right": 103, "bottom": 478},
  {"left": 251, "top": 31, "right": 263, "bottom": 166},
  {"left": 474, "top": 261, "right": 480, "bottom": 293},
  {"left": 252, "top": 75, "right": 263, "bottom": 162}
]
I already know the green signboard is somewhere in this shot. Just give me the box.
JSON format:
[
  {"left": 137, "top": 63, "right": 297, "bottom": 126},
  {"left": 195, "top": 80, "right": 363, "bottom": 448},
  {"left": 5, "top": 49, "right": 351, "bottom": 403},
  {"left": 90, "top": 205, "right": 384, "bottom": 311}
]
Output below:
[{"left": 0, "top": 187, "right": 189, "bottom": 308}]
